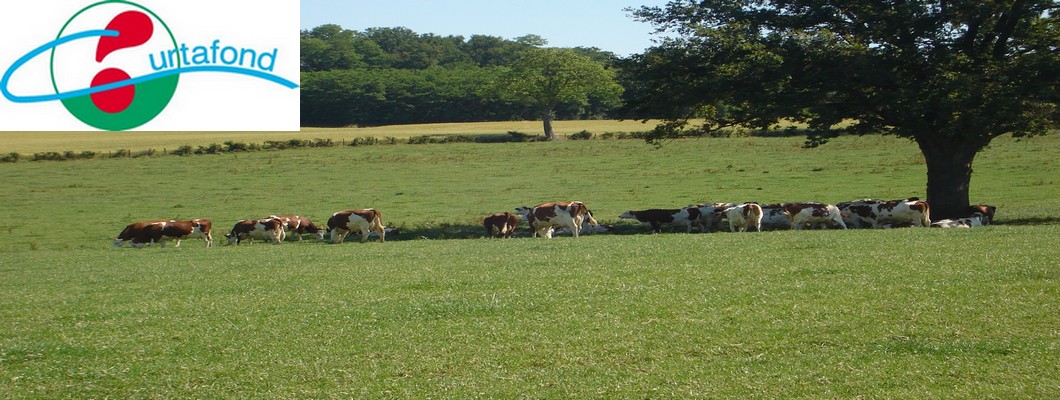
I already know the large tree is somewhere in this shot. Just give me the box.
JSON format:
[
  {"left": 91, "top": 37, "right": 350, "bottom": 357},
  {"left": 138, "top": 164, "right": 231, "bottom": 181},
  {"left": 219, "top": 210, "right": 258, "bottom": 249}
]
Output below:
[
  {"left": 625, "top": 0, "right": 1058, "bottom": 219},
  {"left": 493, "top": 48, "right": 624, "bottom": 139}
]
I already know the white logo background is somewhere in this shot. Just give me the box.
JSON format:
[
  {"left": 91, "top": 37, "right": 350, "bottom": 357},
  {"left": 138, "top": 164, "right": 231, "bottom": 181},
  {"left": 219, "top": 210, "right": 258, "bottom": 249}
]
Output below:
[{"left": 0, "top": 0, "right": 299, "bottom": 131}]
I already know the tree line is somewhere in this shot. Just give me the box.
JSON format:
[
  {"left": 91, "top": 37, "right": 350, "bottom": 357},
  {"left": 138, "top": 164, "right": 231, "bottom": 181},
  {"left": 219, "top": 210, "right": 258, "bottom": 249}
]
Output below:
[{"left": 300, "top": 25, "right": 624, "bottom": 128}]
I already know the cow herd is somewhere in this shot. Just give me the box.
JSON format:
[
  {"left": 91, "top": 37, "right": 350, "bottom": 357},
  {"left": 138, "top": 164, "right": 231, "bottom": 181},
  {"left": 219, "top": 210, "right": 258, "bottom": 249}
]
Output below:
[{"left": 113, "top": 199, "right": 997, "bottom": 248}]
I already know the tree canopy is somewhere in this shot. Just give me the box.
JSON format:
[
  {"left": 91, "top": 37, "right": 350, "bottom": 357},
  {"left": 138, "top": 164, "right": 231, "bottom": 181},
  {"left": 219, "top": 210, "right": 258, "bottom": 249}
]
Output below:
[
  {"left": 491, "top": 48, "right": 624, "bottom": 139},
  {"left": 624, "top": 0, "right": 1059, "bottom": 218}
]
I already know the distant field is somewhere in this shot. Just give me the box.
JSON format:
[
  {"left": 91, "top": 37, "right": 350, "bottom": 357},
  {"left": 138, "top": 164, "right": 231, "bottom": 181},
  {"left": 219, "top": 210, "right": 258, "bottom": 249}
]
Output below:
[
  {"left": 0, "top": 132, "right": 1056, "bottom": 398},
  {"left": 0, "top": 120, "right": 660, "bottom": 154}
]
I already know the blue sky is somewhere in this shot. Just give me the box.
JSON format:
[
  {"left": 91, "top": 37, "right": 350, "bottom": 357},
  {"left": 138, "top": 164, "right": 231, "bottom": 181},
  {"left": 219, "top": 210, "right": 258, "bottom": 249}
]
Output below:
[{"left": 300, "top": 0, "right": 673, "bottom": 56}]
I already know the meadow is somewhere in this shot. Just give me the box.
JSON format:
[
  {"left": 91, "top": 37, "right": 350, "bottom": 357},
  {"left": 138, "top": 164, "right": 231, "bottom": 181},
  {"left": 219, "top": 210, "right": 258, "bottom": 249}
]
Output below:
[{"left": 0, "top": 128, "right": 1057, "bottom": 398}]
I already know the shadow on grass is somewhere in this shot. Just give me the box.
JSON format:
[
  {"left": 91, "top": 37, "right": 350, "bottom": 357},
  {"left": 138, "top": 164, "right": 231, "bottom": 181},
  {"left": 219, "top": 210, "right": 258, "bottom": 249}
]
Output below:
[
  {"left": 342, "top": 222, "right": 698, "bottom": 241},
  {"left": 993, "top": 217, "right": 1060, "bottom": 226}
]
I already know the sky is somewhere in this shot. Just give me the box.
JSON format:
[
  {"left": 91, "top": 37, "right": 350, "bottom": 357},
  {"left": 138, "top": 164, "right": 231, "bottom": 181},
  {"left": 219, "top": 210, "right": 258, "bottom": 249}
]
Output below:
[{"left": 300, "top": 0, "right": 673, "bottom": 57}]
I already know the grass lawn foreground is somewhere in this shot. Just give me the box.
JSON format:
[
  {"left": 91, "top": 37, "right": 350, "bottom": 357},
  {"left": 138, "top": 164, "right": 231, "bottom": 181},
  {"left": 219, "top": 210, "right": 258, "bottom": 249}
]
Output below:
[{"left": 0, "top": 127, "right": 1057, "bottom": 398}]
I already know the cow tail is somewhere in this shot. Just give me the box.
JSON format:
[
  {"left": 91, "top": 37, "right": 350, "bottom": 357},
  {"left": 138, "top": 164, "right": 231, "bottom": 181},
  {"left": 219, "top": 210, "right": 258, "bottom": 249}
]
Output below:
[
  {"left": 371, "top": 210, "right": 386, "bottom": 240},
  {"left": 920, "top": 201, "right": 931, "bottom": 226}
]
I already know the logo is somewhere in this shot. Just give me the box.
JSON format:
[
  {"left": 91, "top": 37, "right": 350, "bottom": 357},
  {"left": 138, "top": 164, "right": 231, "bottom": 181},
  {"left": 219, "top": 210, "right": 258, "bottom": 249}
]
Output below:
[{"left": 0, "top": 1, "right": 299, "bottom": 131}]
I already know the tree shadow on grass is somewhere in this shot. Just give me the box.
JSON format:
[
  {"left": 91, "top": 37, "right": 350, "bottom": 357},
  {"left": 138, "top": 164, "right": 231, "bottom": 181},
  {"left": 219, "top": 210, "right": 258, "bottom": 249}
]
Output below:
[{"left": 993, "top": 217, "right": 1060, "bottom": 226}]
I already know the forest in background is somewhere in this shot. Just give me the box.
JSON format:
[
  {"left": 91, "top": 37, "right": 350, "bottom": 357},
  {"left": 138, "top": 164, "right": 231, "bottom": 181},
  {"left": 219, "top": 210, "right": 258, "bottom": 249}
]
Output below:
[{"left": 300, "top": 25, "right": 627, "bottom": 127}]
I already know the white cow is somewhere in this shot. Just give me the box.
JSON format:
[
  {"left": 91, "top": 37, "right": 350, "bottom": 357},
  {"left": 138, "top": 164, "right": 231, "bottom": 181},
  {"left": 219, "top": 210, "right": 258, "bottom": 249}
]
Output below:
[{"left": 931, "top": 213, "right": 985, "bottom": 228}]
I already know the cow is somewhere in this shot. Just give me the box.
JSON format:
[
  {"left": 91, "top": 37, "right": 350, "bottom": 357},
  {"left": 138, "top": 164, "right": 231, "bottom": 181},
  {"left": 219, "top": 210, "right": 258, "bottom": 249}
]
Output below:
[
  {"left": 967, "top": 205, "right": 997, "bottom": 225},
  {"left": 327, "top": 209, "right": 386, "bottom": 243},
  {"left": 690, "top": 202, "right": 737, "bottom": 232},
  {"left": 836, "top": 199, "right": 884, "bottom": 229},
  {"left": 758, "top": 204, "right": 792, "bottom": 231},
  {"left": 515, "top": 201, "right": 599, "bottom": 238},
  {"left": 114, "top": 219, "right": 168, "bottom": 247},
  {"left": 782, "top": 202, "right": 847, "bottom": 230},
  {"left": 838, "top": 198, "right": 930, "bottom": 228},
  {"left": 554, "top": 222, "right": 613, "bottom": 236},
  {"left": 269, "top": 215, "right": 326, "bottom": 241},
  {"left": 115, "top": 219, "right": 213, "bottom": 248},
  {"left": 717, "top": 203, "right": 764, "bottom": 232},
  {"left": 483, "top": 212, "right": 520, "bottom": 238},
  {"left": 225, "top": 218, "right": 285, "bottom": 245},
  {"left": 931, "top": 213, "right": 985, "bottom": 228},
  {"left": 618, "top": 207, "right": 702, "bottom": 233}
]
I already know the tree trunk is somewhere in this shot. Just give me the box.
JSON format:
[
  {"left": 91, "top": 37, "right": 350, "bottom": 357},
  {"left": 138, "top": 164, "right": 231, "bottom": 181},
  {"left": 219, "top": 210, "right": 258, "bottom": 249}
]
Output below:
[
  {"left": 916, "top": 135, "right": 983, "bottom": 221},
  {"left": 542, "top": 111, "right": 556, "bottom": 140}
]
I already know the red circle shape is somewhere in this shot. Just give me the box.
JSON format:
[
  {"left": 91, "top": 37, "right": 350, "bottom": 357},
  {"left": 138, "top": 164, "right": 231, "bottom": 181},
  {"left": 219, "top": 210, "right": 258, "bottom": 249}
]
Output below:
[{"left": 90, "top": 68, "right": 135, "bottom": 113}]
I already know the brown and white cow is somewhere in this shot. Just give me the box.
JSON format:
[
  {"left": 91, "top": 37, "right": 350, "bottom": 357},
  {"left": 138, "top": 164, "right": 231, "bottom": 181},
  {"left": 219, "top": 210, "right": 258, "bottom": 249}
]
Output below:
[
  {"left": 269, "top": 215, "right": 326, "bottom": 241},
  {"left": 226, "top": 218, "right": 285, "bottom": 245},
  {"left": 931, "top": 213, "right": 985, "bottom": 228},
  {"left": 967, "top": 205, "right": 997, "bottom": 225},
  {"left": 515, "top": 201, "right": 598, "bottom": 238},
  {"left": 327, "top": 209, "right": 386, "bottom": 243},
  {"left": 717, "top": 203, "right": 764, "bottom": 232},
  {"left": 483, "top": 212, "right": 520, "bottom": 238},
  {"left": 782, "top": 203, "right": 847, "bottom": 230},
  {"left": 114, "top": 219, "right": 168, "bottom": 247},
  {"left": 116, "top": 219, "right": 213, "bottom": 248},
  {"left": 619, "top": 207, "right": 702, "bottom": 233},
  {"left": 838, "top": 198, "right": 930, "bottom": 228}
]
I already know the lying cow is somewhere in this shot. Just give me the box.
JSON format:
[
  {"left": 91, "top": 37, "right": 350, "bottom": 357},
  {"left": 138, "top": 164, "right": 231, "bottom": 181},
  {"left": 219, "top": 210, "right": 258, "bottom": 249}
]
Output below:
[
  {"left": 554, "top": 222, "right": 613, "bottom": 236},
  {"left": 838, "top": 198, "right": 930, "bottom": 228},
  {"left": 115, "top": 219, "right": 213, "bottom": 248},
  {"left": 717, "top": 203, "right": 764, "bottom": 232},
  {"left": 515, "top": 201, "right": 598, "bottom": 238},
  {"left": 783, "top": 202, "right": 847, "bottom": 230},
  {"left": 931, "top": 213, "right": 985, "bottom": 228},
  {"left": 758, "top": 204, "right": 792, "bottom": 231},
  {"left": 693, "top": 202, "right": 736, "bottom": 232},
  {"left": 327, "top": 209, "right": 386, "bottom": 243},
  {"left": 226, "top": 218, "right": 285, "bottom": 245},
  {"left": 618, "top": 207, "right": 702, "bottom": 233},
  {"left": 483, "top": 212, "right": 520, "bottom": 238},
  {"left": 269, "top": 214, "right": 326, "bottom": 241},
  {"left": 967, "top": 205, "right": 997, "bottom": 225}
]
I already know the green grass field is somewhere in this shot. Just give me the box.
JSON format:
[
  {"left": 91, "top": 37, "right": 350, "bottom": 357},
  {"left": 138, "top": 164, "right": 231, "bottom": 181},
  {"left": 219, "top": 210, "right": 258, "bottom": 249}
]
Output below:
[{"left": 0, "top": 130, "right": 1057, "bottom": 398}]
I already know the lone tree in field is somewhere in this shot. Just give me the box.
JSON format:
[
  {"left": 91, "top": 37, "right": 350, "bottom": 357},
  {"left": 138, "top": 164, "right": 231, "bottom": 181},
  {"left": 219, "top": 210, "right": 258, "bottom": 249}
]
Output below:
[
  {"left": 494, "top": 48, "right": 623, "bottom": 140},
  {"left": 625, "top": 0, "right": 1058, "bottom": 219}
]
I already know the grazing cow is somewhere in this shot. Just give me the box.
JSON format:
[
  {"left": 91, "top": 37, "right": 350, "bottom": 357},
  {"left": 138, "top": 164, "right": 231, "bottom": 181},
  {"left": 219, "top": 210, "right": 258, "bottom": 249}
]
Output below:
[
  {"left": 931, "top": 213, "right": 985, "bottom": 228},
  {"left": 483, "top": 212, "right": 520, "bottom": 238},
  {"left": 116, "top": 219, "right": 213, "bottom": 248},
  {"left": 270, "top": 215, "right": 326, "bottom": 241},
  {"left": 114, "top": 219, "right": 168, "bottom": 247},
  {"left": 717, "top": 203, "right": 764, "bottom": 232},
  {"left": 515, "top": 201, "right": 599, "bottom": 238},
  {"left": 327, "top": 209, "right": 386, "bottom": 243},
  {"left": 618, "top": 207, "right": 702, "bottom": 233},
  {"left": 967, "top": 205, "right": 997, "bottom": 225},
  {"left": 782, "top": 202, "right": 847, "bottom": 230},
  {"left": 226, "top": 218, "right": 285, "bottom": 245},
  {"left": 838, "top": 198, "right": 930, "bottom": 228}
]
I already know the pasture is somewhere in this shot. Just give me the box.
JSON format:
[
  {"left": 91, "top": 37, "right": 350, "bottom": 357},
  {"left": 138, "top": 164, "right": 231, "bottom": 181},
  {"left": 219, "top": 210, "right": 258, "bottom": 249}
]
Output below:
[{"left": 0, "top": 130, "right": 1057, "bottom": 398}]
